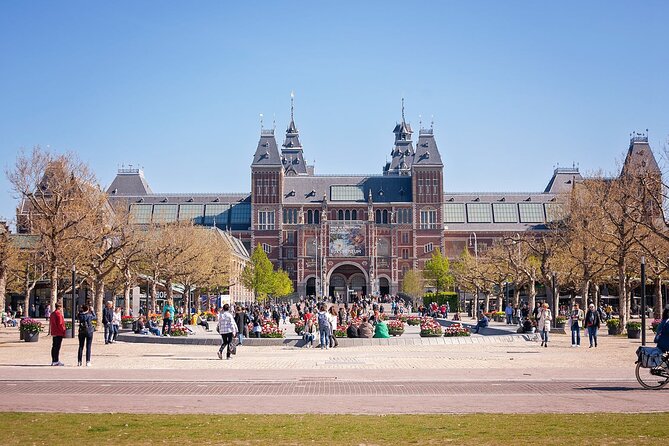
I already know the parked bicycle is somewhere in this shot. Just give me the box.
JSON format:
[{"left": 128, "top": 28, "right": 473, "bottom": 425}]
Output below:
[{"left": 635, "top": 347, "right": 669, "bottom": 389}]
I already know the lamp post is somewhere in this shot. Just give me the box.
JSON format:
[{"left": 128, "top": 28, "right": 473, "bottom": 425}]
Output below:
[
  {"left": 468, "top": 232, "right": 478, "bottom": 319},
  {"left": 71, "top": 265, "right": 76, "bottom": 338},
  {"left": 641, "top": 256, "right": 646, "bottom": 346},
  {"left": 312, "top": 238, "right": 319, "bottom": 298}
]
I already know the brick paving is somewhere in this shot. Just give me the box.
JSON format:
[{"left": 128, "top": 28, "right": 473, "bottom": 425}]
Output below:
[{"left": 0, "top": 324, "right": 666, "bottom": 414}]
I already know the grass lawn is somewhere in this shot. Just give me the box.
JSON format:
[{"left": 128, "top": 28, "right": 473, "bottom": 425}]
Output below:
[{"left": 2, "top": 412, "right": 668, "bottom": 445}]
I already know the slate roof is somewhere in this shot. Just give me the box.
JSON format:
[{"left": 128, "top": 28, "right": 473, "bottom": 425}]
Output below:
[
  {"left": 622, "top": 136, "right": 660, "bottom": 177},
  {"left": 251, "top": 130, "right": 282, "bottom": 167},
  {"left": 282, "top": 175, "right": 413, "bottom": 204},
  {"left": 413, "top": 129, "right": 443, "bottom": 167},
  {"left": 106, "top": 169, "right": 153, "bottom": 196},
  {"left": 543, "top": 167, "right": 582, "bottom": 193}
]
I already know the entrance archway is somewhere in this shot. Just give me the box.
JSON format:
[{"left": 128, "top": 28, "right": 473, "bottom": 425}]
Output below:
[
  {"left": 305, "top": 277, "right": 316, "bottom": 297},
  {"left": 379, "top": 277, "right": 390, "bottom": 296},
  {"left": 327, "top": 263, "right": 368, "bottom": 301}
]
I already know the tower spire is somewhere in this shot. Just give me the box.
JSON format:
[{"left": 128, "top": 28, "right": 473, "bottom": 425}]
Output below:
[
  {"left": 401, "top": 97, "right": 405, "bottom": 122},
  {"left": 290, "top": 91, "right": 295, "bottom": 122}
]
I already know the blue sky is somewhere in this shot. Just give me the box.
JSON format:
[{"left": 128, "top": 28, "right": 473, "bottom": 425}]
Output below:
[{"left": 1, "top": 1, "right": 668, "bottom": 221}]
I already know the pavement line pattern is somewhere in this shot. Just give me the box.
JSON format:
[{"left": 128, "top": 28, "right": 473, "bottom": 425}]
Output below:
[{"left": 0, "top": 380, "right": 643, "bottom": 396}]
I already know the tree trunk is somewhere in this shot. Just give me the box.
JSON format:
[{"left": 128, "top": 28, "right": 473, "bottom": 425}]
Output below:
[
  {"left": 592, "top": 284, "right": 600, "bottom": 309},
  {"left": 50, "top": 266, "right": 58, "bottom": 312},
  {"left": 513, "top": 287, "right": 521, "bottom": 307},
  {"left": 483, "top": 294, "right": 490, "bottom": 313},
  {"left": 654, "top": 277, "right": 663, "bottom": 320},
  {"left": 123, "top": 283, "right": 131, "bottom": 316},
  {"left": 0, "top": 267, "right": 6, "bottom": 312},
  {"left": 150, "top": 279, "right": 157, "bottom": 315},
  {"left": 195, "top": 290, "right": 202, "bottom": 313},
  {"left": 94, "top": 277, "right": 104, "bottom": 331},
  {"left": 618, "top": 263, "right": 627, "bottom": 331},
  {"left": 581, "top": 280, "right": 590, "bottom": 307},
  {"left": 166, "top": 278, "right": 173, "bottom": 301},
  {"left": 528, "top": 279, "right": 536, "bottom": 311},
  {"left": 472, "top": 289, "right": 478, "bottom": 319}
]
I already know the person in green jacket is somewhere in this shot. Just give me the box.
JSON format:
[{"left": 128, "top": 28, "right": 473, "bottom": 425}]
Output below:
[
  {"left": 373, "top": 320, "right": 390, "bottom": 338},
  {"left": 162, "top": 299, "right": 175, "bottom": 336}
]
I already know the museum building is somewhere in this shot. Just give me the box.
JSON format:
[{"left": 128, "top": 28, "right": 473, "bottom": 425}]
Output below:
[{"left": 106, "top": 102, "right": 658, "bottom": 301}]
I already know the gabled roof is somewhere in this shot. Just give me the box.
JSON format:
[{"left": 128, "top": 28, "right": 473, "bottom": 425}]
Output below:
[
  {"left": 251, "top": 130, "right": 282, "bottom": 167},
  {"left": 107, "top": 169, "right": 153, "bottom": 196},
  {"left": 412, "top": 129, "right": 443, "bottom": 167}
]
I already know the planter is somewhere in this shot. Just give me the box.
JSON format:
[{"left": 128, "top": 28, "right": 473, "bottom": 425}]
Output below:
[
  {"left": 122, "top": 323, "right": 133, "bottom": 330},
  {"left": 388, "top": 329, "right": 404, "bottom": 337},
  {"left": 19, "top": 329, "right": 24, "bottom": 341},
  {"left": 627, "top": 329, "right": 641, "bottom": 339},
  {"left": 65, "top": 328, "right": 73, "bottom": 337},
  {"left": 608, "top": 326, "right": 619, "bottom": 335},
  {"left": 24, "top": 331, "right": 40, "bottom": 342},
  {"left": 555, "top": 322, "right": 566, "bottom": 329}
]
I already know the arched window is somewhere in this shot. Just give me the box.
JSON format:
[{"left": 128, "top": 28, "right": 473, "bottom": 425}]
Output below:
[
  {"left": 382, "top": 209, "right": 388, "bottom": 224},
  {"left": 351, "top": 209, "right": 357, "bottom": 220},
  {"left": 307, "top": 210, "right": 313, "bottom": 224},
  {"left": 345, "top": 210, "right": 351, "bottom": 220},
  {"left": 375, "top": 209, "right": 381, "bottom": 223},
  {"left": 338, "top": 210, "right": 344, "bottom": 220},
  {"left": 314, "top": 210, "right": 320, "bottom": 224}
]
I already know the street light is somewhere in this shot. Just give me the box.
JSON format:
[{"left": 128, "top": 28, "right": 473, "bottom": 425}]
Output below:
[
  {"left": 312, "top": 238, "right": 319, "bottom": 298},
  {"left": 71, "top": 264, "right": 76, "bottom": 338},
  {"left": 468, "top": 232, "right": 478, "bottom": 319},
  {"left": 641, "top": 256, "right": 647, "bottom": 346}
]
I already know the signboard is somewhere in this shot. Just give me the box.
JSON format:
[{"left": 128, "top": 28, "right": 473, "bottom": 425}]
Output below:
[{"left": 329, "top": 223, "right": 365, "bottom": 257}]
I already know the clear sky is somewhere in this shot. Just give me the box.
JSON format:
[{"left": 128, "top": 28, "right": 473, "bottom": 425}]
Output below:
[{"left": 1, "top": 1, "right": 668, "bottom": 222}]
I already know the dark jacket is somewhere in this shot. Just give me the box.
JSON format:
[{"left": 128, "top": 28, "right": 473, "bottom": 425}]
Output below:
[
  {"left": 78, "top": 311, "right": 95, "bottom": 337},
  {"left": 102, "top": 307, "right": 114, "bottom": 326},
  {"left": 235, "top": 311, "right": 250, "bottom": 332},
  {"left": 346, "top": 324, "right": 358, "bottom": 338},
  {"left": 584, "top": 309, "right": 601, "bottom": 328},
  {"left": 656, "top": 320, "right": 669, "bottom": 353}
]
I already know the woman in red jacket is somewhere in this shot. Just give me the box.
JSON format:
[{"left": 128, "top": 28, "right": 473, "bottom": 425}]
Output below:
[{"left": 49, "top": 302, "right": 66, "bottom": 366}]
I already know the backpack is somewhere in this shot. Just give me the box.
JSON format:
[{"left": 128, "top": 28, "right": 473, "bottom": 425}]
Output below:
[
  {"left": 317, "top": 312, "right": 330, "bottom": 331},
  {"left": 78, "top": 314, "right": 93, "bottom": 335}
]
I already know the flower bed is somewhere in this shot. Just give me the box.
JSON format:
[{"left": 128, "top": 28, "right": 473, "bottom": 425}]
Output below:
[
  {"left": 170, "top": 326, "right": 189, "bottom": 337},
  {"left": 406, "top": 316, "right": 421, "bottom": 326},
  {"left": 396, "top": 315, "right": 408, "bottom": 323},
  {"left": 333, "top": 325, "right": 347, "bottom": 338},
  {"left": 20, "top": 318, "right": 44, "bottom": 333},
  {"left": 260, "top": 319, "right": 285, "bottom": 338},
  {"left": 121, "top": 315, "right": 134, "bottom": 328},
  {"left": 386, "top": 319, "right": 405, "bottom": 336},
  {"left": 294, "top": 320, "right": 305, "bottom": 335},
  {"left": 443, "top": 323, "right": 470, "bottom": 337},
  {"left": 289, "top": 316, "right": 300, "bottom": 325},
  {"left": 420, "top": 317, "right": 442, "bottom": 337}
]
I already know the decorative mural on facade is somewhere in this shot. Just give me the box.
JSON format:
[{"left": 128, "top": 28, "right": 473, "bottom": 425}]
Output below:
[{"left": 329, "top": 223, "right": 365, "bottom": 257}]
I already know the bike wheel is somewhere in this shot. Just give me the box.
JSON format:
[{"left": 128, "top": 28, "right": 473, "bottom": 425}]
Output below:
[{"left": 635, "top": 362, "right": 669, "bottom": 390}]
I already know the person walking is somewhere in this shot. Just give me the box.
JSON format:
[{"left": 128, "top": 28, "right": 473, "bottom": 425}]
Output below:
[
  {"left": 584, "top": 303, "right": 601, "bottom": 348},
  {"left": 235, "top": 306, "right": 250, "bottom": 346},
  {"left": 328, "top": 306, "right": 339, "bottom": 348},
  {"left": 162, "top": 299, "right": 175, "bottom": 336},
  {"left": 570, "top": 303, "right": 584, "bottom": 347},
  {"left": 112, "top": 307, "right": 122, "bottom": 343},
  {"left": 505, "top": 303, "right": 514, "bottom": 325},
  {"left": 49, "top": 302, "right": 66, "bottom": 366},
  {"left": 537, "top": 302, "right": 552, "bottom": 348},
  {"left": 102, "top": 301, "right": 114, "bottom": 345},
  {"left": 317, "top": 305, "right": 331, "bottom": 349},
  {"left": 217, "top": 304, "right": 238, "bottom": 360},
  {"left": 655, "top": 308, "right": 669, "bottom": 353},
  {"left": 77, "top": 304, "right": 95, "bottom": 366}
]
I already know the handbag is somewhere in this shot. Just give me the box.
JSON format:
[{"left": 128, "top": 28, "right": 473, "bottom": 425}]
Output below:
[{"left": 229, "top": 339, "right": 237, "bottom": 355}]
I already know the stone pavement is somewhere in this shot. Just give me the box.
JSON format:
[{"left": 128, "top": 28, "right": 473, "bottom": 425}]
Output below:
[{"left": 0, "top": 324, "right": 666, "bottom": 414}]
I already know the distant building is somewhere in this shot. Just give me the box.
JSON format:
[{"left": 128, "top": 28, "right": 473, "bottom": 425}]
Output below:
[{"left": 106, "top": 102, "right": 660, "bottom": 301}]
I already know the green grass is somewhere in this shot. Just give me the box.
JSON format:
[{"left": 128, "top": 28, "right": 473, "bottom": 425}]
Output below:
[{"left": 2, "top": 413, "right": 668, "bottom": 445}]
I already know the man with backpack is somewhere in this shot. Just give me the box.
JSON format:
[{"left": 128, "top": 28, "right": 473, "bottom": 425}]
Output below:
[{"left": 317, "top": 304, "right": 331, "bottom": 349}]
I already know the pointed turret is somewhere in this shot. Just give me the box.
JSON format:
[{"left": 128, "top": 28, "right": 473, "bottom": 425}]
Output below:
[
  {"left": 384, "top": 98, "right": 414, "bottom": 176},
  {"left": 621, "top": 131, "right": 660, "bottom": 177},
  {"left": 251, "top": 128, "right": 281, "bottom": 167},
  {"left": 281, "top": 92, "right": 309, "bottom": 176}
]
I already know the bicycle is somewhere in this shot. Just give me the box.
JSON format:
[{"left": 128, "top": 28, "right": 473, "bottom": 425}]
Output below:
[{"left": 636, "top": 350, "right": 669, "bottom": 390}]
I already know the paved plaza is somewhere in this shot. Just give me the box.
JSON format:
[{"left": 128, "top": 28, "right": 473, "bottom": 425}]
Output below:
[{"left": 0, "top": 321, "right": 666, "bottom": 414}]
